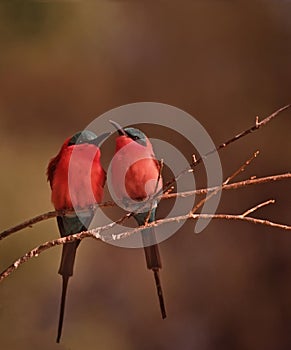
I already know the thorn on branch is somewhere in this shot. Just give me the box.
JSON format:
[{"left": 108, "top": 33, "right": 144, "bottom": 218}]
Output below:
[{"left": 255, "top": 116, "right": 260, "bottom": 128}]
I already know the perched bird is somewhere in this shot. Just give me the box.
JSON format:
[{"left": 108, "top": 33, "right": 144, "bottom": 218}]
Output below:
[
  {"left": 109, "top": 120, "right": 166, "bottom": 319},
  {"left": 47, "top": 130, "right": 107, "bottom": 343}
]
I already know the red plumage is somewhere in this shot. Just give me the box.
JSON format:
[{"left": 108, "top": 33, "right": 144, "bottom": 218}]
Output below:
[
  {"left": 112, "top": 135, "right": 162, "bottom": 201},
  {"left": 47, "top": 139, "right": 105, "bottom": 210}
]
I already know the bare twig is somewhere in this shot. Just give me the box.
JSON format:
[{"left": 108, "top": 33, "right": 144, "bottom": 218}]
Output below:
[
  {"left": 1, "top": 208, "right": 290, "bottom": 283},
  {"left": 1, "top": 172, "right": 290, "bottom": 241},
  {"left": 0, "top": 211, "right": 58, "bottom": 240},
  {"left": 0, "top": 231, "right": 96, "bottom": 282},
  {"left": 191, "top": 151, "right": 259, "bottom": 214},
  {"left": 241, "top": 199, "right": 275, "bottom": 217},
  {"left": 224, "top": 151, "right": 259, "bottom": 183},
  {"left": 214, "top": 105, "right": 291, "bottom": 153},
  {"left": 163, "top": 173, "right": 291, "bottom": 199}
]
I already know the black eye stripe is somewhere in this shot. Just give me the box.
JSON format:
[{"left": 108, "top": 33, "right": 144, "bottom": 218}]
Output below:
[{"left": 124, "top": 128, "right": 147, "bottom": 146}]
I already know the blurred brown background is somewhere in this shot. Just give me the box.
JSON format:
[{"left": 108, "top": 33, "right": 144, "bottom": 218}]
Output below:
[{"left": 0, "top": 1, "right": 291, "bottom": 349}]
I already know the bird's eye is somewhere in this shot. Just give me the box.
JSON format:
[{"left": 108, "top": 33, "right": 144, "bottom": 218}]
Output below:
[{"left": 132, "top": 136, "right": 139, "bottom": 141}]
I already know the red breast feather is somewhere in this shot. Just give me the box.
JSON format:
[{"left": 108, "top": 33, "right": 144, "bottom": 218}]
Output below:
[
  {"left": 48, "top": 143, "right": 105, "bottom": 210},
  {"left": 112, "top": 136, "right": 162, "bottom": 201}
]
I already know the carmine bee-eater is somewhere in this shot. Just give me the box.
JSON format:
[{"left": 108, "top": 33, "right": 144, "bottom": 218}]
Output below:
[
  {"left": 47, "top": 130, "right": 108, "bottom": 343},
  {"left": 109, "top": 120, "right": 166, "bottom": 319}
]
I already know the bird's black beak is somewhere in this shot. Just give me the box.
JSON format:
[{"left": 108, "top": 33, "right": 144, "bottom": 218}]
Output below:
[
  {"left": 88, "top": 132, "right": 111, "bottom": 146},
  {"left": 109, "top": 120, "right": 127, "bottom": 136}
]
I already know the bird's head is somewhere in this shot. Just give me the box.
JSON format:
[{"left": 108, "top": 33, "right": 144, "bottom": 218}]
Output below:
[
  {"left": 68, "top": 130, "right": 110, "bottom": 147},
  {"left": 109, "top": 120, "right": 147, "bottom": 147}
]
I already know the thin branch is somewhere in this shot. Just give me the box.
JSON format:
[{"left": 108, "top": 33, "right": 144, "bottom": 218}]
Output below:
[
  {"left": 224, "top": 151, "right": 259, "bottom": 183},
  {"left": 110, "top": 211, "right": 291, "bottom": 242},
  {"left": 0, "top": 211, "right": 57, "bottom": 240},
  {"left": 191, "top": 151, "right": 259, "bottom": 214},
  {"left": 163, "top": 172, "right": 291, "bottom": 199},
  {"left": 241, "top": 199, "right": 275, "bottom": 217},
  {"left": 0, "top": 231, "right": 96, "bottom": 283},
  {"left": 1, "top": 208, "right": 290, "bottom": 283},
  {"left": 214, "top": 105, "right": 291, "bottom": 153}
]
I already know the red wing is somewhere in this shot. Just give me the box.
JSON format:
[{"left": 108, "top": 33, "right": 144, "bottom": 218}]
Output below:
[{"left": 47, "top": 137, "right": 70, "bottom": 187}]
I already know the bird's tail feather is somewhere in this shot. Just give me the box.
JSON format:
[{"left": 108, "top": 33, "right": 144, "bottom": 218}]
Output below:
[
  {"left": 142, "top": 227, "right": 166, "bottom": 319},
  {"left": 142, "top": 232, "right": 161, "bottom": 269},
  {"left": 58, "top": 241, "right": 79, "bottom": 277},
  {"left": 56, "top": 241, "right": 78, "bottom": 343},
  {"left": 56, "top": 275, "right": 69, "bottom": 343},
  {"left": 153, "top": 269, "right": 167, "bottom": 319}
]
